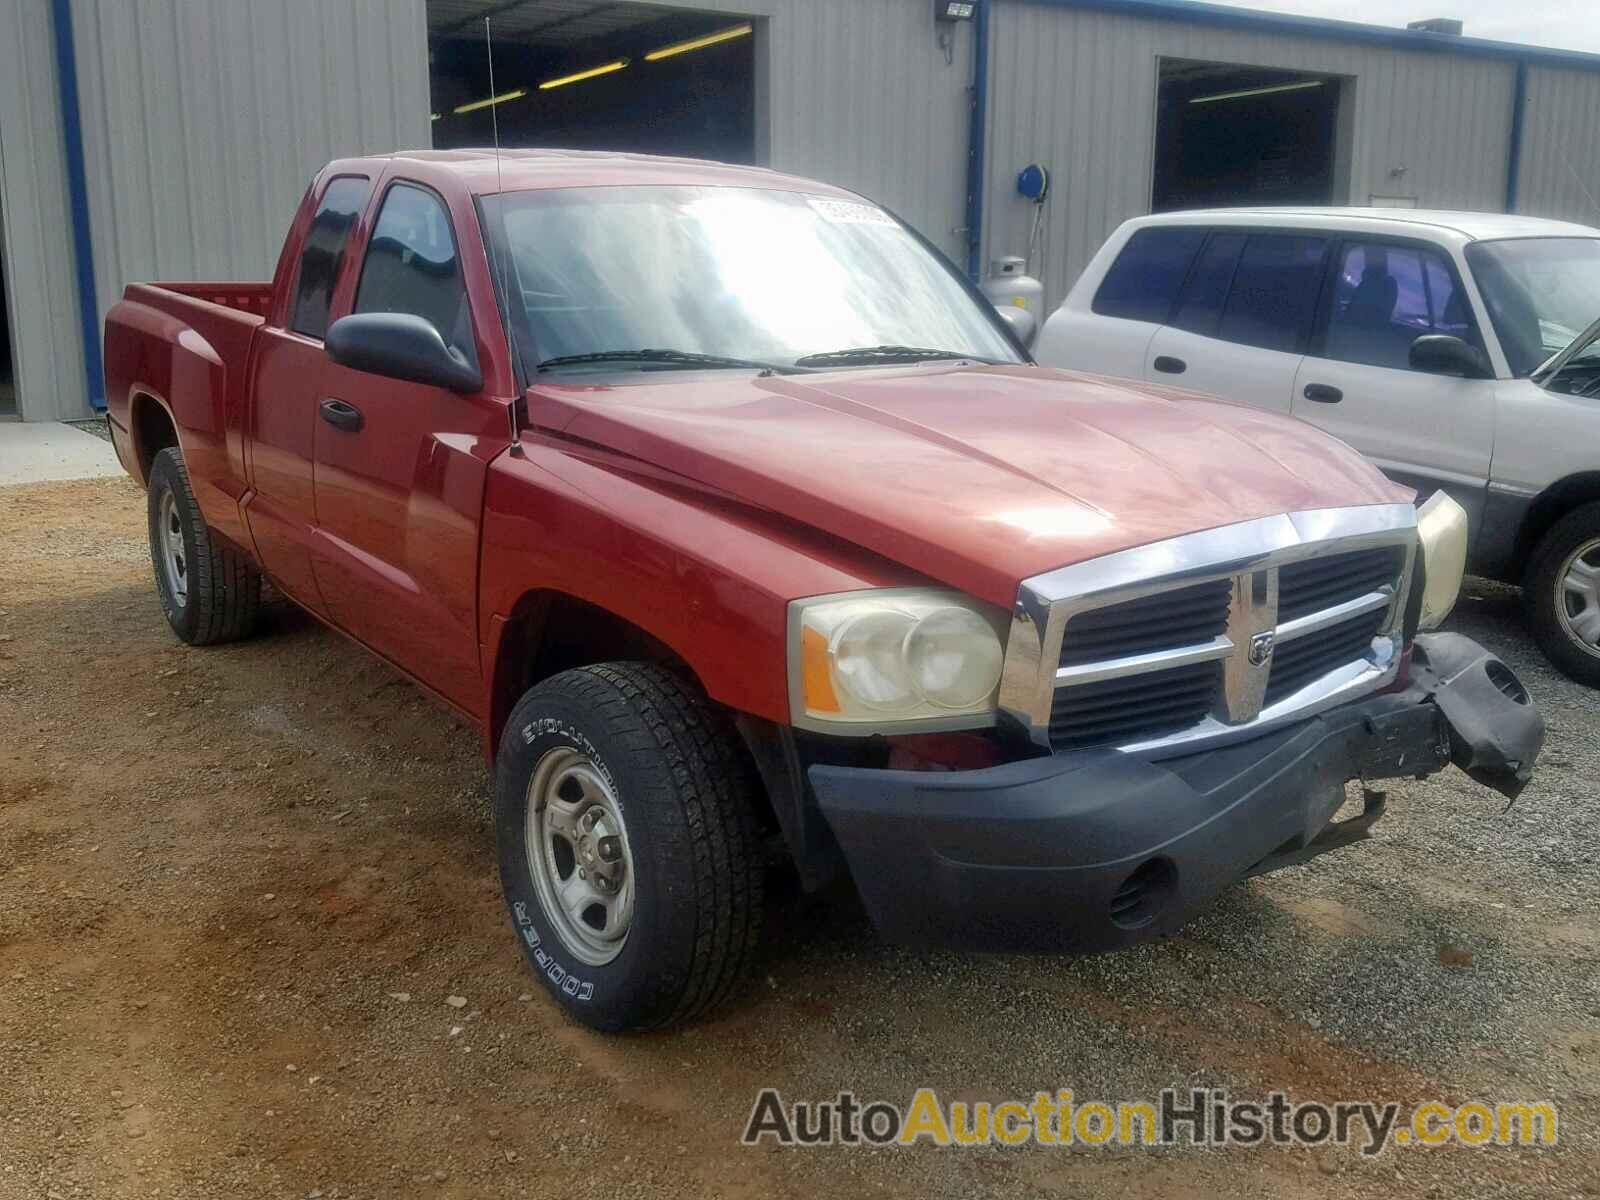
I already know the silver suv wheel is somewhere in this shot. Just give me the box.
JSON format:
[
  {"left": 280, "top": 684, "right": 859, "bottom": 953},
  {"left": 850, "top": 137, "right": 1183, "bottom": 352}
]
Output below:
[{"left": 1557, "top": 537, "right": 1600, "bottom": 660}]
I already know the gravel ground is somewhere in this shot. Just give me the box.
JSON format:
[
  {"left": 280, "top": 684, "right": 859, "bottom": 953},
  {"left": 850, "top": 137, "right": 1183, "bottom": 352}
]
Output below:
[
  {"left": 63, "top": 418, "right": 112, "bottom": 443},
  {"left": 0, "top": 476, "right": 1595, "bottom": 1199}
]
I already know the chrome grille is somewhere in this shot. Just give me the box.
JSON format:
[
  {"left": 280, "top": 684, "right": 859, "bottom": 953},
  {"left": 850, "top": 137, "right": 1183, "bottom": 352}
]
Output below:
[
  {"left": 1050, "top": 660, "right": 1221, "bottom": 750},
  {"left": 1264, "top": 607, "right": 1388, "bottom": 706},
  {"left": 1058, "top": 579, "right": 1233, "bottom": 667},
  {"left": 999, "top": 506, "right": 1418, "bottom": 758},
  {"left": 1278, "top": 546, "right": 1406, "bottom": 623}
]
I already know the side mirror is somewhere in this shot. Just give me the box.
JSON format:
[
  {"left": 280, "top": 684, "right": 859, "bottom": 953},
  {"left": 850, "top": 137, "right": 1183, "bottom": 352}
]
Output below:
[
  {"left": 994, "top": 303, "right": 1038, "bottom": 350},
  {"left": 326, "top": 312, "right": 483, "bottom": 393},
  {"left": 1409, "top": 334, "right": 1492, "bottom": 380}
]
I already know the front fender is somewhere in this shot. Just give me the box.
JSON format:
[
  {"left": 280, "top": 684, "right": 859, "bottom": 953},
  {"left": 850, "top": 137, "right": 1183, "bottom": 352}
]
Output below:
[{"left": 479, "top": 437, "right": 915, "bottom": 738}]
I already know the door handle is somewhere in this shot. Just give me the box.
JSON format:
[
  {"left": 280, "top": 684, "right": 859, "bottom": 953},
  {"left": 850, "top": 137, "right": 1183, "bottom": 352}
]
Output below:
[
  {"left": 1303, "top": 383, "right": 1343, "bottom": 404},
  {"left": 319, "top": 397, "right": 364, "bottom": 432},
  {"left": 1153, "top": 355, "right": 1187, "bottom": 375}
]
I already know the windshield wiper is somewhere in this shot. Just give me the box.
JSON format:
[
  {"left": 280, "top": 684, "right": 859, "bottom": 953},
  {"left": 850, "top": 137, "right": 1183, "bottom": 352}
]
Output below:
[
  {"left": 536, "top": 349, "right": 805, "bottom": 375},
  {"left": 793, "top": 345, "right": 997, "bottom": 368},
  {"left": 1532, "top": 316, "right": 1600, "bottom": 386}
]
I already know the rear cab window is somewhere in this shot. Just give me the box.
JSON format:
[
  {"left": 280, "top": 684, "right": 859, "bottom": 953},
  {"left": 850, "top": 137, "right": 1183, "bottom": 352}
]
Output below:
[
  {"left": 289, "top": 176, "right": 371, "bottom": 339},
  {"left": 1092, "top": 226, "right": 1207, "bottom": 323}
]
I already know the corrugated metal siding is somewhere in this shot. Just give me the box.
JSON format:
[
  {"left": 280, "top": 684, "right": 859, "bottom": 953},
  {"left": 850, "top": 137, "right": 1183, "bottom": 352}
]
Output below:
[
  {"left": 984, "top": 0, "right": 1518, "bottom": 305},
  {"left": 69, "top": 0, "right": 433, "bottom": 339},
  {"left": 1516, "top": 64, "right": 1600, "bottom": 227},
  {"left": 0, "top": 0, "right": 90, "bottom": 421},
  {"left": 623, "top": 0, "right": 974, "bottom": 262}
]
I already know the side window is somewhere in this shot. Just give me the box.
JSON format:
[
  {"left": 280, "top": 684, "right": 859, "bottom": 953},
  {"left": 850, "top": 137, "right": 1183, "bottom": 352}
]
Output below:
[
  {"left": 290, "top": 176, "right": 371, "bottom": 339},
  {"left": 355, "top": 183, "right": 475, "bottom": 363},
  {"left": 1322, "top": 242, "right": 1479, "bottom": 370},
  {"left": 1217, "top": 235, "right": 1328, "bottom": 353},
  {"left": 1091, "top": 227, "right": 1207, "bottom": 323},
  {"left": 1171, "top": 232, "right": 1246, "bottom": 337}
]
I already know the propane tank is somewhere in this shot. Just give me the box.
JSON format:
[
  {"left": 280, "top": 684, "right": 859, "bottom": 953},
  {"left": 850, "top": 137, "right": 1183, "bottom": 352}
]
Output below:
[{"left": 982, "top": 256, "right": 1045, "bottom": 347}]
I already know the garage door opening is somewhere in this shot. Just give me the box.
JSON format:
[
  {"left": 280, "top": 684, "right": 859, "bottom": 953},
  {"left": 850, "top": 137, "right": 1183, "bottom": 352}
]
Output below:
[
  {"left": 1153, "top": 58, "right": 1348, "bottom": 212},
  {"left": 428, "top": 2, "right": 757, "bottom": 164},
  {"left": 0, "top": 240, "right": 15, "bottom": 420}
]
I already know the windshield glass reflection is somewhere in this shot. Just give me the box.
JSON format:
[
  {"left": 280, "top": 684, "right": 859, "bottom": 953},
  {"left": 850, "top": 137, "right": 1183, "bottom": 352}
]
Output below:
[
  {"left": 1466, "top": 237, "right": 1600, "bottom": 376},
  {"left": 482, "top": 186, "right": 1020, "bottom": 374}
]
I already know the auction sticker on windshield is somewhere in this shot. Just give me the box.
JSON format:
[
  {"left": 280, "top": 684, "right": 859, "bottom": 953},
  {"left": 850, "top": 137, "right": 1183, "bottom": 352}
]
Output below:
[{"left": 806, "top": 196, "right": 899, "bottom": 226}]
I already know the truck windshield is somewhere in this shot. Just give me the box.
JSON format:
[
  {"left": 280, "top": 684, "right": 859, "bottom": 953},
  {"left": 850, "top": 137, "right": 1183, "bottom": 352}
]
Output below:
[
  {"left": 1465, "top": 236, "right": 1600, "bottom": 377},
  {"left": 480, "top": 185, "right": 1021, "bottom": 375}
]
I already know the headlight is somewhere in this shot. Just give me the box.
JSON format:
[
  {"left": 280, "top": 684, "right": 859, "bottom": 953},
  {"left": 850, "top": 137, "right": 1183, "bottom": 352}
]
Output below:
[
  {"left": 1415, "top": 491, "right": 1469, "bottom": 630},
  {"left": 789, "top": 590, "right": 1007, "bottom": 731}
]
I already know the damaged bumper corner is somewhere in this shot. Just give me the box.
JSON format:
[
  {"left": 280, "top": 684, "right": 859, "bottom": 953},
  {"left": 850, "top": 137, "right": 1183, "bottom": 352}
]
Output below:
[{"left": 1409, "top": 632, "right": 1545, "bottom": 801}]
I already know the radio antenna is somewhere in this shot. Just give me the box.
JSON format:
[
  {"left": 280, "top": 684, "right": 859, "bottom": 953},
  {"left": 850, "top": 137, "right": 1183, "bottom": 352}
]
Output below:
[
  {"left": 484, "top": 17, "right": 524, "bottom": 400},
  {"left": 485, "top": 17, "right": 505, "bottom": 198}
]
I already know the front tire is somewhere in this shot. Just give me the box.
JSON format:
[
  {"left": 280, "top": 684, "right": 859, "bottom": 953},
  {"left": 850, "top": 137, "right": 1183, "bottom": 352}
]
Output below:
[
  {"left": 1525, "top": 501, "right": 1600, "bottom": 687},
  {"left": 495, "top": 663, "right": 764, "bottom": 1032},
  {"left": 146, "top": 447, "right": 261, "bottom": 645}
]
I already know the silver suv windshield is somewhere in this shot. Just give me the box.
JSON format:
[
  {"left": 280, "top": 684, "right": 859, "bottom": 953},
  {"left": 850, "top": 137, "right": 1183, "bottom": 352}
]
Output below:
[
  {"left": 480, "top": 185, "right": 1021, "bottom": 375},
  {"left": 1465, "top": 236, "right": 1600, "bottom": 377}
]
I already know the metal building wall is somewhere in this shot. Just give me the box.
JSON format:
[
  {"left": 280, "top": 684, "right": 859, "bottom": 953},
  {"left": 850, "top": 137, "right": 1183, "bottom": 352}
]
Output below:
[
  {"left": 0, "top": 0, "right": 89, "bottom": 421},
  {"left": 69, "top": 0, "right": 433, "bottom": 343},
  {"left": 1515, "top": 64, "right": 1600, "bottom": 227},
  {"left": 982, "top": 0, "right": 1519, "bottom": 305},
  {"left": 624, "top": 0, "right": 977, "bottom": 263}
]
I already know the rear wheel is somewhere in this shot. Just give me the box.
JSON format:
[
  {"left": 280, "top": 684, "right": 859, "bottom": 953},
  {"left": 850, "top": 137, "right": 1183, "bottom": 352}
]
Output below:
[
  {"left": 1525, "top": 501, "right": 1600, "bottom": 687},
  {"left": 146, "top": 447, "right": 261, "bottom": 645},
  {"left": 494, "top": 663, "right": 764, "bottom": 1031}
]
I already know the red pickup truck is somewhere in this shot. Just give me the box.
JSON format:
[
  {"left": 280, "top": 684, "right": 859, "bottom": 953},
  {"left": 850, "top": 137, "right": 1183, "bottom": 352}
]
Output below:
[{"left": 105, "top": 150, "right": 1543, "bottom": 1032}]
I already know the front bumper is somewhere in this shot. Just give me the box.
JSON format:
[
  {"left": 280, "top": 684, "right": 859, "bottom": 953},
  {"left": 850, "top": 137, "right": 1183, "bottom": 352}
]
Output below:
[{"left": 808, "top": 634, "right": 1543, "bottom": 953}]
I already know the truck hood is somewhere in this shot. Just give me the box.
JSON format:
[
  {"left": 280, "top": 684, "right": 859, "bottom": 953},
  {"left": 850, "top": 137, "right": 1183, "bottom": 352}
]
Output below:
[{"left": 524, "top": 364, "right": 1407, "bottom": 609}]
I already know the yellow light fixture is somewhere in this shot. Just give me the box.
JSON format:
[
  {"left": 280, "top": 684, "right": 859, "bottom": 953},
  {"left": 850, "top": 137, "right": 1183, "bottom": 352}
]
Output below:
[
  {"left": 1190, "top": 79, "right": 1323, "bottom": 105},
  {"left": 644, "top": 23, "right": 753, "bottom": 62},
  {"left": 453, "top": 88, "right": 527, "bottom": 115},
  {"left": 430, "top": 112, "right": 442, "bottom": 121},
  {"left": 539, "top": 59, "right": 629, "bottom": 90}
]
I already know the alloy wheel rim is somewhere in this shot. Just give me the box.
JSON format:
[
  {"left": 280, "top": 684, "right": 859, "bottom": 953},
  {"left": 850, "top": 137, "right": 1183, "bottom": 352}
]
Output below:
[
  {"left": 158, "top": 489, "right": 189, "bottom": 606},
  {"left": 524, "top": 747, "right": 635, "bottom": 966},
  {"left": 1557, "top": 537, "right": 1600, "bottom": 661}
]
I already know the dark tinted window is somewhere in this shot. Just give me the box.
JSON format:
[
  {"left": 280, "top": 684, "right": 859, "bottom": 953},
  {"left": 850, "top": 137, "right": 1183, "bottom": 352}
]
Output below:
[
  {"left": 1171, "top": 232, "right": 1246, "bottom": 337},
  {"left": 1323, "top": 242, "right": 1478, "bottom": 370},
  {"left": 1217, "top": 235, "right": 1327, "bottom": 353},
  {"left": 290, "top": 176, "right": 370, "bottom": 338},
  {"left": 355, "top": 183, "right": 475, "bottom": 362},
  {"left": 1092, "top": 227, "right": 1207, "bottom": 323}
]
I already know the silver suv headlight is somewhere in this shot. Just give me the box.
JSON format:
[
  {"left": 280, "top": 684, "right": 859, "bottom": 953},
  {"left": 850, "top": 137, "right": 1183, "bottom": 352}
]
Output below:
[{"left": 788, "top": 590, "right": 1008, "bottom": 733}]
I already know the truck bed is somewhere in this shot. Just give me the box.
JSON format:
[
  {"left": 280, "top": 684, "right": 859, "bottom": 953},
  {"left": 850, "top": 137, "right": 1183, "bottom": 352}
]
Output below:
[
  {"left": 103, "top": 281, "right": 272, "bottom": 554},
  {"left": 152, "top": 280, "right": 274, "bottom": 317}
]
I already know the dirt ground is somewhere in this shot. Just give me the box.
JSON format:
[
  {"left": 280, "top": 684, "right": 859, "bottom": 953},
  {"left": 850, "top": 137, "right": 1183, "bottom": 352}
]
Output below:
[{"left": 2, "top": 476, "right": 1596, "bottom": 1199}]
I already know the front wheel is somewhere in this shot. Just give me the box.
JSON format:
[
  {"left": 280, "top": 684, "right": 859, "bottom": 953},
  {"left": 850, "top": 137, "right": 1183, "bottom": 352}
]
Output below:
[
  {"left": 1525, "top": 501, "right": 1600, "bottom": 687},
  {"left": 494, "top": 663, "right": 764, "bottom": 1031},
  {"left": 146, "top": 447, "right": 261, "bottom": 645}
]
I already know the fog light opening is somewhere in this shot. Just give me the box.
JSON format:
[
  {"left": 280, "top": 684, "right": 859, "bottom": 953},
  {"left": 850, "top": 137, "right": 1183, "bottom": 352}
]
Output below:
[
  {"left": 1109, "top": 856, "right": 1177, "bottom": 930},
  {"left": 1484, "top": 660, "right": 1530, "bottom": 705}
]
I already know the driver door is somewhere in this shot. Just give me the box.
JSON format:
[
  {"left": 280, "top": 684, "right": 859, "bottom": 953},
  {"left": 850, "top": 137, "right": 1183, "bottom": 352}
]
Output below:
[
  {"left": 1292, "top": 238, "right": 1496, "bottom": 523},
  {"left": 309, "top": 178, "right": 512, "bottom": 711}
]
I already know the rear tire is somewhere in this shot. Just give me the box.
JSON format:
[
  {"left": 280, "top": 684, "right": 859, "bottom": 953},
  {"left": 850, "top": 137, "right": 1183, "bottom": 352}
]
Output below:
[
  {"left": 146, "top": 446, "right": 261, "bottom": 645},
  {"left": 1524, "top": 501, "right": 1600, "bottom": 687},
  {"left": 494, "top": 663, "right": 764, "bottom": 1032}
]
